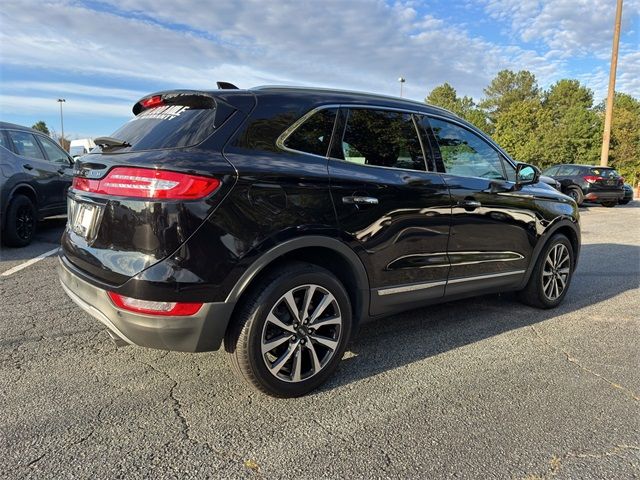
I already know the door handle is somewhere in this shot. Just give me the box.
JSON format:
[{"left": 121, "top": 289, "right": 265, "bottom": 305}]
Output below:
[
  {"left": 459, "top": 199, "right": 481, "bottom": 209},
  {"left": 57, "top": 168, "right": 66, "bottom": 175},
  {"left": 23, "top": 164, "right": 34, "bottom": 170},
  {"left": 342, "top": 196, "right": 379, "bottom": 205}
]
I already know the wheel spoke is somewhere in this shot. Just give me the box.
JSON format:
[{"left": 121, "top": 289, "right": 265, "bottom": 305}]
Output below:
[
  {"left": 309, "top": 315, "right": 341, "bottom": 329},
  {"left": 558, "top": 267, "right": 570, "bottom": 275},
  {"left": 301, "top": 285, "right": 316, "bottom": 321},
  {"left": 269, "top": 341, "right": 299, "bottom": 375},
  {"left": 310, "top": 334, "right": 338, "bottom": 351},
  {"left": 266, "top": 313, "right": 295, "bottom": 333},
  {"left": 261, "top": 334, "right": 292, "bottom": 354},
  {"left": 291, "top": 345, "right": 303, "bottom": 382},
  {"left": 307, "top": 341, "right": 322, "bottom": 373},
  {"left": 283, "top": 291, "right": 301, "bottom": 323},
  {"left": 309, "top": 292, "right": 335, "bottom": 323}
]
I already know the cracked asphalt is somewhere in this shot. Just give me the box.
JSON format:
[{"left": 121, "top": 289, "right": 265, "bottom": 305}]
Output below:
[{"left": 1, "top": 203, "right": 639, "bottom": 479}]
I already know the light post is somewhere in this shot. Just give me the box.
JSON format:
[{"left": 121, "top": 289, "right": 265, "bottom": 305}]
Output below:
[
  {"left": 398, "top": 77, "right": 406, "bottom": 97},
  {"left": 57, "top": 98, "right": 66, "bottom": 150}
]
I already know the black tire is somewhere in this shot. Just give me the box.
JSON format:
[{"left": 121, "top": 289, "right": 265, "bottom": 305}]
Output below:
[
  {"left": 619, "top": 199, "right": 630, "bottom": 205},
  {"left": 2, "top": 195, "right": 37, "bottom": 247},
  {"left": 566, "top": 186, "right": 583, "bottom": 206},
  {"left": 224, "top": 262, "right": 352, "bottom": 397},
  {"left": 602, "top": 201, "right": 616, "bottom": 208},
  {"left": 517, "top": 234, "right": 574, "bottom": 309}
]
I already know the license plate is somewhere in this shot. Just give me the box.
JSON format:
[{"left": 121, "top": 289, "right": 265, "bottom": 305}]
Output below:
[{"left": 68, "top": 198, "right": 102, "bottom": 241}]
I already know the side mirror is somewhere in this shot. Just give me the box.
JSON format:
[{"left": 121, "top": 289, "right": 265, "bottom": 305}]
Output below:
[{"left": 516, "top": 163, "right": 540, "bottom": 186}]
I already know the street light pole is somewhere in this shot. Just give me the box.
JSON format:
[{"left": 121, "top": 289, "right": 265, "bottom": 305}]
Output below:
[
  {"left": 398, "top": 77, "right": 406, "bottom": 97},
  {"left": 600, "top": 0, "right": 623, "bottom": 167},
  {"left": 57, "top": 98, "right": 66, "bottom": 150}
]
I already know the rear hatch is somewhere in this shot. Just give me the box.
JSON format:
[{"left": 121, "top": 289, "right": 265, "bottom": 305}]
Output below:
[
  {"left": 61, "top": 90, "right": 249, "bottom": 285},
  {"left": 584, "top": 167, "right": 624, "bottom": 192}
]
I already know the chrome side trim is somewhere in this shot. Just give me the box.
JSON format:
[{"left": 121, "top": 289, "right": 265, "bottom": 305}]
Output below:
[
  {"left": 377, "top": 280, "right": 447, "bottom": 296},
  {"left": 446, "top": 270, "right": 526, "bottom": 285},
  {"left": 377, "top": 269, "right": 526, "bottom": 296}
]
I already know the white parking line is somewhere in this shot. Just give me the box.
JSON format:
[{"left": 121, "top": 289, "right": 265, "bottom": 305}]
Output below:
[{"left": 0, "top": 247, "right": 59, "bottom": 277}]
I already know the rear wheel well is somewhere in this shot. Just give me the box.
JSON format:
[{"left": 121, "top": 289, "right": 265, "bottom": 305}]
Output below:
[
  {"left": 10, "top": 186, "right": 37, "bottom": 208},
  {"left": 231, "top": 246, "right": 366, "bottom": 329}
]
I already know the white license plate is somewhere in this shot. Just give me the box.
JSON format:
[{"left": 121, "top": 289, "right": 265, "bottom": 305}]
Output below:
[{"left": 68, "top": 199, "right": 101, "bottom": 240}]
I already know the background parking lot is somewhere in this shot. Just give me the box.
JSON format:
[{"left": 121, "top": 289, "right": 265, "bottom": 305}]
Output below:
[{"left": 1, "top": 203, "right": 638, "bottom": 479}]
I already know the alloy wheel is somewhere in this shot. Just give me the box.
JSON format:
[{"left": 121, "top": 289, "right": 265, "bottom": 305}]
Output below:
[
  {"left": 542, "top": 243, "right": 571, "bottom": 301},
  {"left": 16, "top": 205, "right": 35, "bottom": 240},
  {"left": 261, "top": 284, "right": 342, "bottom": 383}
]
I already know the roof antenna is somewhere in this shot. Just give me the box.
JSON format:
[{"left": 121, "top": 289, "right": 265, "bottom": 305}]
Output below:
[{"left": 217, "top": 82, "right": 239, "bottom": 90}]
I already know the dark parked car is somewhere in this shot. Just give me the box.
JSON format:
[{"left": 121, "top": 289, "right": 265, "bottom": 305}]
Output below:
[
  {"left": 539, "top": 174, "right": 561, "bottom": 191},
  {"left": 1, "top": 122, "right": 74, "bottom": 246},
  {"left": 619, "top": 183, "right": 633, "bottom": 204},
  {"left": 541, "top": 164, "right": 624, "bottom": 207},
  {"left": 59, "top": 86, "right": 581, "bottom": 397}
]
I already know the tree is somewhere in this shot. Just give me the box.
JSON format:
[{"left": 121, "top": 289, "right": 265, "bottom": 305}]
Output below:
[
  {"left": 426, "top": 83, "right": 490, "bottom": 131},
  {"left": 544, "top": 79, "right": 594, "bottom": 113},
  {"left": 481, "top": 70, "right": 540, "bottom": 121},
  {"left": 32, "top": 121, "right": 50, "bottom": 135},
  {"left": 607, "top": 93, "right": 640, "bottom": 185}
]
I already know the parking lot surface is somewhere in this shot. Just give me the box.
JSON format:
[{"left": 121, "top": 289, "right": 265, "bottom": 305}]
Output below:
[{"left": 1, "top": 203, "right": 639, "bottom": 479}]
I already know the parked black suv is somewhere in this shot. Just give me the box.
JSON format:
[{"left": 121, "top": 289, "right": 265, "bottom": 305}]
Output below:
[
  {"left": 541, "top": 164, "right": 624, "bottom": 207},
  {"left": 1, "top": 122, "right": 74, "bottom": 246},
  {"left": 58, "top": 86, "right": 581, "bottom": 397}
]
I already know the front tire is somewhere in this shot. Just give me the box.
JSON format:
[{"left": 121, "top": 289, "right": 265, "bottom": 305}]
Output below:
[
  {"left": 3, "top": 195, "right": 37, "bottom": 247},
  {"left": 518, "top": 234, "right": 574, "bottom": 309},
  {"left": 225, "top": 262, "right": 352, "bottom": 397}
]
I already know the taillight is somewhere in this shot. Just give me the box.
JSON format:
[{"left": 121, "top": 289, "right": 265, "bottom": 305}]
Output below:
[
  {"left": 140, "top": 95, "right": 164, "bottom": 108},
  {"left": 583, "top": 175, "right": 602, "bottom": 184},
  {"left": 72, "top": 167, "right": 220, "bottom": 199},
  {"left": 107, "top": 292, "right": 202, "bottom": 316}
]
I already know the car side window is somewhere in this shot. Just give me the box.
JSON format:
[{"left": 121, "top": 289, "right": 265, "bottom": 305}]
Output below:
[
  {"left": 283, "top": 108, "right": 337, "bottom": 157},
  {"left": 7, "top": 131, "right": 46, "bottom": 160},
  {"left": 557, "top": 165, "right": 578, "bottom": 176},
  {"left": 429, "top": 118, "right": 505, "bottom": 180},
  {"left": 338, "top": 109, "right": 426, "bottom": 171},
  {"left": 543, "top": 166, "right": 559, "bottom": 176},
  {"left": 38, "top": 135, "right": 71, "bottom": 164},
  {"left": 0, "top": 130, "right": 9, "bottom": 150}
]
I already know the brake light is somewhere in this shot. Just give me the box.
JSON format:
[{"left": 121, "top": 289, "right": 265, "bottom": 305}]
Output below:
[
  {"left": 107, "top": 292, "right": 202, "bottom": 316},
  {"left": 72, "top": 167, "right": 220, "bottom": 199},
  {"left": 583, "top": 175, "right": 602, "bottom": 184},
  {"left": 140, "top": 95, "right": 164, "bottom": 108}
]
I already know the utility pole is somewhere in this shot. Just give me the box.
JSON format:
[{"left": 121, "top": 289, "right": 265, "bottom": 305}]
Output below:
[
  {"left": 398, "top": 77, "right": 406, "bottom": 97},
  {"left": 57, "top": 98, "right": 66, "bottom": 151},
  {"left": 600, "top": 0, "right": 623, "bottom": 167}
]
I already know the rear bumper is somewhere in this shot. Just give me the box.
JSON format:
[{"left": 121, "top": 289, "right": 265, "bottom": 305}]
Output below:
[
  {"left": 583, "top": 190, "right": 623, "bottom": 202},
  {"left": 58, "top": 256, "right": 235, "bottom": 352}
]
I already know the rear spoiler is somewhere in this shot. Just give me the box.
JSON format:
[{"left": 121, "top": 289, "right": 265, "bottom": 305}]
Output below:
[{"left": 132, "top": 90, "right": 219, "bottom": 115}]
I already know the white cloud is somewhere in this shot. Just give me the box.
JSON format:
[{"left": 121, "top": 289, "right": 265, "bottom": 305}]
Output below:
[{"left": 0, "top": 94, "right": 132, "bottom": 118}]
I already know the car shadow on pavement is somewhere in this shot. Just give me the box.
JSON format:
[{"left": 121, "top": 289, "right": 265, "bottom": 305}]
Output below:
[{"left": 321, "top": 242, "right": 639, "bottom": 393}]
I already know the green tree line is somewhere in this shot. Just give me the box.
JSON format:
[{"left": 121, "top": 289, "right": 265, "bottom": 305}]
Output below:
[{"left": 426, "top": 70, "right": 640, "bottom": 185}]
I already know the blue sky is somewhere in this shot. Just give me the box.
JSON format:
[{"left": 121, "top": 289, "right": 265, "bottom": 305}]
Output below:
[{"left": 1, "top": 0, "right": 638, "bottom": 140}]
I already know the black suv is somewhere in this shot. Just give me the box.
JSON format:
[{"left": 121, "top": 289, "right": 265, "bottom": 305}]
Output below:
[
  {"left": 58, "top": 86, "right": 581, "bottom": 397},
  {"left": 1, "top": 122, "right": 74, "bottom": 246},
  {"left": 541, "top": 164, "right": 624, "bottom": 207}
]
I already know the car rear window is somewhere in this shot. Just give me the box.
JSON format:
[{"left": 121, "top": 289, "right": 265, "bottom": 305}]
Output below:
[
  {"left": 590, "top": 168, "right": 619, "bottom": 178},
  {"left": 99, "top": 96, "right": 234, "bottom": 153}
]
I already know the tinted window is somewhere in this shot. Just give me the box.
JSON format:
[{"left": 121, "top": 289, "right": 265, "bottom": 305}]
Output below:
[
  {"left": 429, "top": 118, "right": 505, "bottom": 180},
  {"left": 590, "top": 167, "right": 619, "bottom": 178},
  {"left": 70, "top": 146, "right": 88, "bottom": 157},
  {"left": 7, "top": 131, "right": 45, "bottom": 160},
  {"left": 0, "top": 131, "right": 8, "bottom": 150},
  {"left": 104, "top": 104, "right": 228, "bottom": 152},
  {"left": 543, "top": 166, "right": 559, "bottom": 176},
  {"left": 284, "top": 108, "right": 337, "bottom": 156},
  {"left": 339, "top": 109, "right": 426, "bottom": 171},
  {"left": 38, "top": 135, "right": 70, "bottom": 164},
  {"left": 557, "top": 165, "right": 580, "bottom": 176}
]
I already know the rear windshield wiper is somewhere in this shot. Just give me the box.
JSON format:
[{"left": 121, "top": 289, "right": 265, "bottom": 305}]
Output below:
[{"left": 95, "top": 137, "right": 131, "bottom": 149}]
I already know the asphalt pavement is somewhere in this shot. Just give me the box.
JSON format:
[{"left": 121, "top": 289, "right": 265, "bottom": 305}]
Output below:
[{"left": 1, "top": 203, "right": 638, "bottom": 479}]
